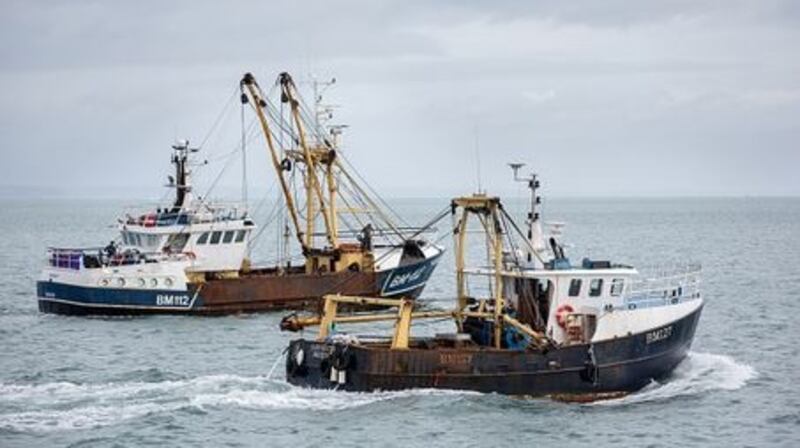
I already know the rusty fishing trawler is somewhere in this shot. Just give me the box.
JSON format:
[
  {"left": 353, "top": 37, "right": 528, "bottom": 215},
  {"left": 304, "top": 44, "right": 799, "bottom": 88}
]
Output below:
[
  {"left": 185, "top": 73, "right": 444, "bottom": 313},
  {"left": 37, "top": 72, "right": 443, "bottom": 315},
  {"left": 281, "top": 164, "right": 703, "bottom": 398}
]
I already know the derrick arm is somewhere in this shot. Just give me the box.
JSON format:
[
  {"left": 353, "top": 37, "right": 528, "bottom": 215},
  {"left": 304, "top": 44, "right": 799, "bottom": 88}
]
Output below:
[
  {"left": 279, "top": 72, "right": 336, "bottom": 248},
  {"left": 240, "top": 73, "right": 307, "bottom": 252}
]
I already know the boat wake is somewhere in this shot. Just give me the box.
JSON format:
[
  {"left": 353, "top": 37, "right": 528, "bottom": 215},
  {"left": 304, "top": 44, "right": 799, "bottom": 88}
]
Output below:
[
  {"left": 593, "top": 351, "right": 757, "bottom": 406},
  {"left": 0, "top": 352, "right": 753, "bottom": 432},
  {"left": 0, "top": 374, "right": 471, "bottom": 433}
]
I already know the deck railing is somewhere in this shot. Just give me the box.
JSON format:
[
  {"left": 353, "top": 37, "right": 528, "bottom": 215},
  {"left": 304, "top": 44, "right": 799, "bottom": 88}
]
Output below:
[
  {"left": 624, "top": 263, "right": 702, "bottom": 307},
  {"left": 122, "top": 202, "right": 249, "bottom": 228},
  {"left": 46, "top": 247, "right": 193, "bottom": 270},
  {"left": 47, "top": 249, "right": 86, "bottom": 270}
]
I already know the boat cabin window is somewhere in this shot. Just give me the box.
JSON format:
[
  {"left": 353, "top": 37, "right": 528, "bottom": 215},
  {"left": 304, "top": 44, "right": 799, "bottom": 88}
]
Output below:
[
  {"left": 121, "top": 232, "right": 129, "bottom": 246},
  {"left": 235, "top": 230, "right": 246, "bottom": 243},
  {"left": 210, "top": 231, "right": 222, "bottom": 245},
  {"left": 568, "top": 279, "right": 582, "bottom": 297},
  {"left": 589, "top": 278, "right": 604, "bottom": 297},
  {"left": 145, "top": 234, "right": 159, "bottom": 247},
  {"left": 197, "top": 232, "right": 209, "bottom": 244},
  {"left": 165, "top": 233, "right": 189, "bottom": 253},
  {"left": 610, "top": 278, "right": 625, "bottom": 296},
  {"left": 223, "top": 231, "right": 235, "bottom": 244}
]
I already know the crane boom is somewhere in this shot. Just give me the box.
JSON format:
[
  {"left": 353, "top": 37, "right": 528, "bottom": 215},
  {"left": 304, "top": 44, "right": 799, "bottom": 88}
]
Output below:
[
  {"left": 278, "top": 73, "right": 337, "bottom": 249},
  {"left": 240, "top": 73, "right": 307, "bottom": 253}
]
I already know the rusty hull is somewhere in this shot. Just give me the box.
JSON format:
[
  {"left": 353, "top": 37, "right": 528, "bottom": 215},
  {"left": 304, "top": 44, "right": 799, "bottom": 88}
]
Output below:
[{"left": 189, "top": 267, "right": 384, "bottom": 314}]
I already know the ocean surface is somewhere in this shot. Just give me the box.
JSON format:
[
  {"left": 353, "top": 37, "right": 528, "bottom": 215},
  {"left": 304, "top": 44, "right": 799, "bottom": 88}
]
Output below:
[{"left": 1, "top": 197, "right": 798, "bottom": 447}]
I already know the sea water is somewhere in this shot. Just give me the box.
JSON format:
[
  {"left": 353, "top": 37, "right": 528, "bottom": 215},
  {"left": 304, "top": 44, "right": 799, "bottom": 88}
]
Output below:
[{"left": 0, "top": 198, "right": 797, "bottom": 447}]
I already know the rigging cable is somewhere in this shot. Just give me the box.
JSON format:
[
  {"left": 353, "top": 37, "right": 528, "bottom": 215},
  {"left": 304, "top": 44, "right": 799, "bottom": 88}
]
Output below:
[{"left": 198, "top": 85, "right": 239, "bottom": 150}]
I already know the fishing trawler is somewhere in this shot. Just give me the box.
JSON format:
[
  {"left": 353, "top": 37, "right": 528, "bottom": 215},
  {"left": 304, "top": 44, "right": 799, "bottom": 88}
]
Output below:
[
  {"left": 182, "top": 73, "right": 444, "bottom": 312},
  {"left": 37, "top": 140, "right": 255, "bottom": 315},
  {"left": 37, "top": 72, "right": 443, "bottom": 315},
  {"left": 281, "top": 165, "right": 703, "bottom": 399}
]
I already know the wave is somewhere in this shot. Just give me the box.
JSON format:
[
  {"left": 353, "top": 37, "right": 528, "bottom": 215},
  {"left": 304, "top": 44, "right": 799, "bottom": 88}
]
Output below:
[
  {"left": 0, "top": 351, "right": 754, "bottom": 432},
  {"left": 0, "top": 402, "right": 187, "bottom": 433},
  {"left": 0, "top": 374, "right": 472, "bottom": 433},
  {"left": 592, "top": 351, "right": 757, "bottom": 406},
  {"left": 0, "top": 374, "right": 270, "bottom": 406},
  {"left": 191, "top": 387, "right": 474, "bottom": 412}
]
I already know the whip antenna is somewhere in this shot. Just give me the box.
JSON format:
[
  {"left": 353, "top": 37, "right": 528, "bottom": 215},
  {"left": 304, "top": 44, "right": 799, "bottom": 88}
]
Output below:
[{"left": 474, "top": 124, "right": 483, "bottom": 194}]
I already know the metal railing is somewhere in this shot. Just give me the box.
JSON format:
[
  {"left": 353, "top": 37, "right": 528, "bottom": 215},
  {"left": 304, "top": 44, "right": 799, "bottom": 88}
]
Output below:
[
  {"left": 624, "top": 263, "right": 702, "bottom": 307},
  {"left": 121, "top": 201, "right": 250, "bottom": 228},
  {"left": 46, "top": 247, "right": 193, "bottom": 270}
]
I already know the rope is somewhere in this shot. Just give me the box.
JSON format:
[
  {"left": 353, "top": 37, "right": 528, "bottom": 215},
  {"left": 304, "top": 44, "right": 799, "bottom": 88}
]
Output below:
[{"left": 199, "top": 119, "right": 260, "bottom": 203}]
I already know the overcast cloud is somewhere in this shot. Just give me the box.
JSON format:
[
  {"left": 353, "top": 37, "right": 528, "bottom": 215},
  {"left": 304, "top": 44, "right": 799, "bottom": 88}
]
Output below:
[{"left": 1, "top": 0, "right": 798, "bottom": 199}]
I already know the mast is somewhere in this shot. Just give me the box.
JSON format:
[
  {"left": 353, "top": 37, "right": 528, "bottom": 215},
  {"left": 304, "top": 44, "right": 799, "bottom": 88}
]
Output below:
[
  {"left": 278, "top": 72, "right": 337, "bottom": 249},
  {"left": 314, "top": 76, "right": 339, "bottom": 245},
  {"left": 170, "top": 140, "right": 196, "bottom": 213},
  {"left": 241, "top": 71, "right": 415, "bottom": 273},
  {"left": 509, "top": 163, "right": 545, "bottom": 269},
  {"left": 240, "top": 97, "right": 248, "bottom": 214}
]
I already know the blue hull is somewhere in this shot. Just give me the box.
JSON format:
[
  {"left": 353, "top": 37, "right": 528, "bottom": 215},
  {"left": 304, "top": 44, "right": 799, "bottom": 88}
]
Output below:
[
  {"left": 37, "top": 281, "right": 198, "bottom": 315},
  {"left": 376, "top": 252, "right": 442, "bottom": 298},
  {"left": 36, "top": 252, "right": 443, "bottom": 316}
]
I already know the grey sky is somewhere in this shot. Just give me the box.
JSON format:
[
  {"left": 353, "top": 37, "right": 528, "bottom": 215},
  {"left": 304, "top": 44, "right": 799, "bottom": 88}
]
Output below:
[{"left": 1, "top": 0, "right": 798, "bottom": 199}]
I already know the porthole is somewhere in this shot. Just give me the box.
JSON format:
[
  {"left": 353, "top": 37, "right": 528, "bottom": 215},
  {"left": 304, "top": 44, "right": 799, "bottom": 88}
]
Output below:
[
  {"left": 150, "top": 278, "right": 158, "bottom": 287},
  {"left": 117, "top": 278, "right": 126, "bottom": 287},
  {"left": 138, "top": 278, "right": 146, "bottom": 287},
  {"left": 99, "top": 278, "right": 109, "bottom": 287},
  {"left": 164, "top": 277, "right": 174, "bottom": 287}
]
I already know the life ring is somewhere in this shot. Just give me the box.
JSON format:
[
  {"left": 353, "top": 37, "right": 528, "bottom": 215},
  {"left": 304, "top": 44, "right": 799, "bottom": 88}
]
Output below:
[{"left": 555, "top": 304, "right": 574, "bottom": 329}]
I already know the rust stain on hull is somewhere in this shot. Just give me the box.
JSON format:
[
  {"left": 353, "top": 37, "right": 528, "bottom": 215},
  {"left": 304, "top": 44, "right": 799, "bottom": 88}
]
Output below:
[{"left": 191, "top": 268, "right": 391, "bottom": 314}]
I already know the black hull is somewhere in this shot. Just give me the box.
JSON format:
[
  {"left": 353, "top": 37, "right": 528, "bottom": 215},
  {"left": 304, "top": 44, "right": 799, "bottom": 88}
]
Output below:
[{"left": 286, "top": 304, "right": 703, "bottom": 397}]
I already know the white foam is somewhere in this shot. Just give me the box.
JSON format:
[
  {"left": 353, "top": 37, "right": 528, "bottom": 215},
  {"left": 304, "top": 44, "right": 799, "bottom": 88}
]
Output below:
[
  {"left": 191, "top": 386, "right": 474, "bottom": 412},
  {"left": 0, "top": 374, "right": 270, "bottom": 406},
  {"left": 0, "top": 373, "right": 474, "bottom": 433},
  {"left": 3, "top": 352, "right": 746, "bottom": 432},
  {"left": 0, "top": 402, "right": 186, "bottom": 433},
  {"left": 0, "top": 374, "right": 273, "bottom": 433},
  {"left": 593, "top": 351, "right": 757, "bottom": 406}
]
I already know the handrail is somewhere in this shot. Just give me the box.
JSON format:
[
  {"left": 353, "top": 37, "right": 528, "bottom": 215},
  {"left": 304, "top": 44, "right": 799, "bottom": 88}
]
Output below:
[
  {"left": 46, "top": 247, "right": 194, "bottom": 270},
  {"left": 123, "top": 210, "right": 249, "bottom": 227},
  {"left": 626, "top": 264, "right": 701, "bottom": 301}
]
